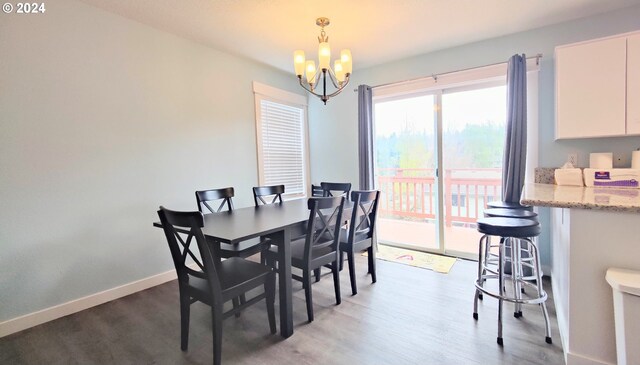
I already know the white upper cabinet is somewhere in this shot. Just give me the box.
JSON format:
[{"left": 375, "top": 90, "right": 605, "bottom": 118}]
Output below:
[
  {"left": 627, "top": 34, "right": 640, "bottom": 135},
  {"left": 556, "top": 36, "right": 627, "bottom": 139}
]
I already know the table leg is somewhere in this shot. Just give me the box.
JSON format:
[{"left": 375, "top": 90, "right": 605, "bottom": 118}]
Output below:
[{"left": 275, "top": 228, "right": 293, "bottom": 338}]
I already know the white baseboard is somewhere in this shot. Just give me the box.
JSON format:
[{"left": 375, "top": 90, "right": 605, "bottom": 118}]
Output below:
[
  {"left": 0, "top": 268, "right": 180, "bottom": 338},
  {"left": 567, "top": 351, "right": 615, "bottom": 365}
]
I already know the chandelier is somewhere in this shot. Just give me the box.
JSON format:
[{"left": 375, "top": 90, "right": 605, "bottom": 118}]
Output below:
[{"left": 293, "top": 17, "right": 352, "bottom": 105}]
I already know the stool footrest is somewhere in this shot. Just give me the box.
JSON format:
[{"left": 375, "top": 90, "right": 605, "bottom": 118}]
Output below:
[{"left": 475, "top": 280, "right": 548, "bottom": 305}]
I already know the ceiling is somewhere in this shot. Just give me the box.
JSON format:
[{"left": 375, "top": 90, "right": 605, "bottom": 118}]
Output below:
[{"left": 78, "top": 0, "right": 640, "bottom": 72}]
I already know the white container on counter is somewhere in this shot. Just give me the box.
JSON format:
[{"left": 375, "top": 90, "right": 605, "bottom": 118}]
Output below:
[
  {"left": 590, "top": 152, "right": 613, "bottom": 169},
  {"left": 554, "top": 168, "right": 584, "bottom": 186}
]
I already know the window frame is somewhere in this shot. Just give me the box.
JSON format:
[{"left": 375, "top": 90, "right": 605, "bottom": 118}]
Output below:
[{"left": 253, "top": 81, "right": 310, "bottom": 200}]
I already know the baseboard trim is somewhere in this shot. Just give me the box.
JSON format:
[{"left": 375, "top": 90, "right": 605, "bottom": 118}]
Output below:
[
  {"left": 567, "top": 351, "right": 614, "bottom": 365},
  {"left": 0, "top": 268, "right": 179, "bottom": 338}
]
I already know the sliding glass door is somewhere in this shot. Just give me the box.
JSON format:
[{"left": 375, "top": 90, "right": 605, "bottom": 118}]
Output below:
[
  {"left": 373, "top": 82, "right": 506, "bottom": 259},
  {"left": 441, "top": 84, "right": 506, "bottom": 257},
  {"left": 374, "top": 94, "right": 440, "bottom": 252}
]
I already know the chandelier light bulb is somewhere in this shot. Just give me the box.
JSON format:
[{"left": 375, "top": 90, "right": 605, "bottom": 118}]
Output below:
[
  {"left": 305, "top": 60, "right": 317, "bottom": 84},
  {"left": 340, "top": 49, "right": 352, "bottom": 75},
  {"left": 334, "top": 60, "right": 345, "bottom": 83},
  {"left": 318, "top": 42, "right": 331, "bottom": 70},
  {"left": 293, "top": 50, "right": 306, "bottom": 77}
]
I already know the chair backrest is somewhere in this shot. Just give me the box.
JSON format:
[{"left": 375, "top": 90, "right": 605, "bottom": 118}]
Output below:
[
  {"left": 253, "top": 185, "right": 285, "bottom": 206},
  {"left": 157, "top": 206, "right": 222, "bottom": 297},
  {"left": 311, "top": 184, "right": 324, "bottom": 197},
  {"left": 195, "top": 187, "right": 235, "bottom": 213},
  {"left": 320, "top": 182, "right": 352, "bottom": 197},
  {"left": 302, "top": 196, "right": 345, "bottom": 264},
  {"left": 347, "top": 190, "right": 380, "bottom": 244}
]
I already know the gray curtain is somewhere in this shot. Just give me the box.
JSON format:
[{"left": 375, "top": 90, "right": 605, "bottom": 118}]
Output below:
[
  {"left": 502, "top": 54, "right": 527, "bottom": 203},
  {"left": 358, "top": 85, "right": 374, "bottom": 190}
]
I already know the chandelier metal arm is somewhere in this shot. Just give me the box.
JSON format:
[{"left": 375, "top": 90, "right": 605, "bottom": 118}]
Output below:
[
  {"left": 297, "top": 74, "right": 351, "bottom": 104},
  {"left": 326, "top": 68, "right": 341, "bottom": 89}
]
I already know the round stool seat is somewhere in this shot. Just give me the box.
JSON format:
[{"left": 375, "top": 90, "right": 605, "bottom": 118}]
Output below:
[
  {"left": 487, "top": 201, "right": 533, "bottom": 211},
  {"left": 477, "top": 217, "right": 540, "bottom": 238},
  {"left": 484, "top": 208, "right": 538, "bottom": 219}
]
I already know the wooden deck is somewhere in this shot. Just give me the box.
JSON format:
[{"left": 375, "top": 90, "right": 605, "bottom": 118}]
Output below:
[{"left": 377, "top": 217, "right": 483, "bottom": 256}]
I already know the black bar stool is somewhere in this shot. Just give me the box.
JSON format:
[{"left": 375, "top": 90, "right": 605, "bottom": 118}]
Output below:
[
  {"left": 481, "top": 208, "right": 539, "bottom": 314},
  {"left": 473, "top": 217, "right": 552, "bottom": 346}
]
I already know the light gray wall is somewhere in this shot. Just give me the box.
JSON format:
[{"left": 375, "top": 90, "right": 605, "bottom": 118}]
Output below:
[
  {"left": 0, "top": 0, "right": 303, "bottom": 321},
  {"left": 308, "top": 5, "right": 640, "bottom": 266}
]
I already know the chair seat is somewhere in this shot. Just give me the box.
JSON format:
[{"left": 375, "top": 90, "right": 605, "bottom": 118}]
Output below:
[
  {"left": 477, "top": 217, "right": 540, "bottom": 238},
  {"left": 339, "top": 230, "right": 371, "bottom": 252},
  {"left": 217, "top": 237, "right": 270, "bottom": 258},
  {"left": 484, "top": 208, "right": 538, "bottom": 219},
  {"left": 267, "top": 238, "right": 334, "bottom": 269},
  {"left": 186, "top": 257, "right": 272, "bottom": 303}
]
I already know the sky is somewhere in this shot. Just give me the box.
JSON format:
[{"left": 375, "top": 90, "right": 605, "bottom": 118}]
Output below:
[{"left": 373, "top": 85, "right": 507, "bottom": 137}]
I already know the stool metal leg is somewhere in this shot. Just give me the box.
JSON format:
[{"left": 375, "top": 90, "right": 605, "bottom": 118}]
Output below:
[
  {"left": 513, "top": 238, "right": 523, "bottom": 318},
  {"left": 529, "top": 239, "right": 552, "bottom": 344},
  {"left": 479, "top": 235, "right": 491, "bottom": 301},
  {"left": 473, "top": 235, "right": 486, "bottom": 319},
  {"left": 509, "top": 237, "right": 519, "bottom": 317},
  {"left": 497, "top": 238, "right": 505, "bottom": 346}
]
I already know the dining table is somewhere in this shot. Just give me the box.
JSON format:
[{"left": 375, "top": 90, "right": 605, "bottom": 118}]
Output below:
[{"left": 154, "top": 197, "right": 326, "bottom": 338}]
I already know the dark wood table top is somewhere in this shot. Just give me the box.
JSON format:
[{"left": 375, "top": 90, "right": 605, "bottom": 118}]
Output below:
[
  {"left": 153, "top": 198, "right": 310, "bottom": 242},
  {"left": 153, "top": 197, "right": 351, "bottom": 243},
  {"left": 197, "top": 198, "right": 311, "bottom": 243}
]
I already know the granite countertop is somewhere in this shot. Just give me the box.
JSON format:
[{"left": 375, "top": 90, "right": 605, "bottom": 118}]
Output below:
[{"left": 521, "top": 183, "right": 640, "bottom": 213}]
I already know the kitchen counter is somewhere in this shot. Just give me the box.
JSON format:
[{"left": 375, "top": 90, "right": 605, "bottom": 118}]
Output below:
[
  {"left": 521, "top": 183, "right": 640, "bottom": 365},
  {"left": 521, "top": 183, "right": 640, "bottom": 213}
]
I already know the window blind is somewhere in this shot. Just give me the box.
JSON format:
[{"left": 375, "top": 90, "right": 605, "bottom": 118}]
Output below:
[{"left": 258, "top": 99, "right": 306, "bottom": 196}]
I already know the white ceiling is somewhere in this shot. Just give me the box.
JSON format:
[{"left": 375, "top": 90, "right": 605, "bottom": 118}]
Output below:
[{"left": 79, "top": 0, "right": 640, "bottom": 72}]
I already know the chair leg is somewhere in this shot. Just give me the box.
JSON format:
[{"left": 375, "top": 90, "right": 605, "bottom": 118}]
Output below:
[
  {"left": 303, "top": 271, "right": 314, "bottom": 322},
  {"left": 265, "top": 273, "right": 277, "bottom": 334},
  {"left": 339, "top": 250, "right": 345, "bottom": 271},
  {"left": 314, "top": 268, "right": 321, "bottom": 282},
  {"left": 368, "top": 245, "right": 377, "bottom": 283},
  {"left": 231, "top": 297, "right": 241, "bottom": 318},
  {"left": 347, "top": 251, "right": 357, "bottom": 295},
  {"left": 266, "top": 255, "right": 278, "bottom": 272},
  {"left": 332, "top": 261, "right": 342, "bottom": 305},
  {"left": 211, "top": 305, "right": 223, "bottom": 365},
  {"left": 179, "top": 292, "right": 190, "bottom": 351}
]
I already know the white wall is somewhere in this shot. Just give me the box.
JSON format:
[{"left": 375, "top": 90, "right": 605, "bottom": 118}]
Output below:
[
  {"left": 308, "top": 4, "right": 640, "bottom": 267},
  {"left": 0, "top": 0, "right": 303, "bottom": 322}
]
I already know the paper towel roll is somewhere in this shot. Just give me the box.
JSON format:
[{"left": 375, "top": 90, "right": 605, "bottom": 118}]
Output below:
[
  {"left": 632, "top": 151, "right": 640, "bottom": 169},
  {"left": 590, "top": 153, "right": 613, "bottom": 169}
]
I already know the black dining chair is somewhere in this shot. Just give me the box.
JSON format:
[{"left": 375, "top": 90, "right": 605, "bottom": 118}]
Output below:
[
  {"left": 339, "top": 190, "right": 380, "bottom": 295},
  {"left": 265, "top": 196, "right": 345, "bottom": 322},
  {"left": 196, "top": 187, "right": 270, "bottom": 261},
  {"left": 312, "top": 182, "right": 352, "bottom": 281},
  {"left": 157, "top": 206, "right": 276, "bottom": 365},
  {"left": 320, "top": 182, "right": 352, "bottom": 197},
  {"left": 253, "top": 185, "right": 285, "bottom": 206}
]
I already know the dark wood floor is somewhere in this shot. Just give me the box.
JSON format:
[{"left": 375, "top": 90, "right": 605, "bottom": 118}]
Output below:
[{"left": 0, "top": 255, "right": 564, "bottom": 365}]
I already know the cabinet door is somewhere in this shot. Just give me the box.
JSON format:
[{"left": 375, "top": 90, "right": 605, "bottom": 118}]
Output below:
[
  {"left": 627, "top": 34, "right": 640, "bottom": 135},
  {"left": 556, "top": 37, "right": 627, "bottom": 139}
]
